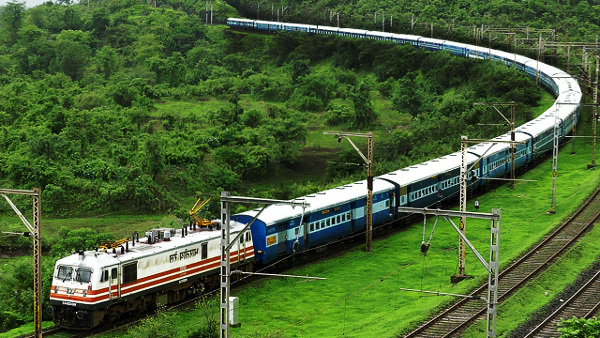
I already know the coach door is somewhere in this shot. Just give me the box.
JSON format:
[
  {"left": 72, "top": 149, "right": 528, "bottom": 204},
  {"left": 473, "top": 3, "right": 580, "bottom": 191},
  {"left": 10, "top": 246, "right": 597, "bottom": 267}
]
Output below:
[
  {"left": 276, "top": 223, "right": 287, "bottom": 256},
  {"left": 350, "top": 201, "right": 358, "bottom": 233},
  {"left": 108, "top": 266, "right": 120, "bottom": 300},
  {"left": 303, "top": 220, "right": 309, "bottom": 248}
]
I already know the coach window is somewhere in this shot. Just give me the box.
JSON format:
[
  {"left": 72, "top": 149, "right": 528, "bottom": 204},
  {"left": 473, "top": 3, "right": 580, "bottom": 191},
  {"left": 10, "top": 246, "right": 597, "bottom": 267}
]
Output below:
[
  {"left": 122, "top": 262, "right": 138, "bottom": 284},
  {"left": 201, "top": 243, "right": 208, "bottom": 260}
]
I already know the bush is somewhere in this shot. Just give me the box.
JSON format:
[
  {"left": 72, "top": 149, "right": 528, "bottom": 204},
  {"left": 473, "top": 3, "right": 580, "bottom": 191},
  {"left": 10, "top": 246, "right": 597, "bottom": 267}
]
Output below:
[{"left": 324, "top": 104, "right": 352, "bottom": 126}]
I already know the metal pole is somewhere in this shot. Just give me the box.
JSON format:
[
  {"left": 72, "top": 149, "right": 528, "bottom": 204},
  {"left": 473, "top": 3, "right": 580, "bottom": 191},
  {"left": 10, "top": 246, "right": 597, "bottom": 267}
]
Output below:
[
  {"left": 549, "top": 105, "right": 559, "bottom": 214},
  {"left": 488, "top": 32, "right": 491, "bottom": 60},
  {"left": 510, "top": 103, "right": 516, "bottom": 189},
  {"left": 566, "top": 45, "right": 571, "bottom": 73},
  {"left": 220, "top": 191, "right": 231, "bottom": 338},
  {"left": 33, "top": 188, "right": 41, "bottom": 338},
  {"left": 486, "top": 208, "right": 500, "bottom": 338},
  {"left": 456, "top": 136, "right": 468, "bottom": 280},
  {"left": 536, "top": 34, "right": 542, "bottom": 84},
  {"left": 590, "top": 55, "right": 599, "bottom": 169},
  {"left": 514, "top": 33, "right": 517, "bottom": 69},
  {"left": 366, "top": 132, "right": 373, "bottom": 253}
]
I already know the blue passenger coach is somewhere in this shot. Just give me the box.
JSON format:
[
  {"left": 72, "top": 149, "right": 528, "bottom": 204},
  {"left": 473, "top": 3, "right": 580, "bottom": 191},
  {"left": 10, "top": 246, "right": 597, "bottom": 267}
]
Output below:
[{"left": 233, "top": 180, "right": 395, "bottom": 265}]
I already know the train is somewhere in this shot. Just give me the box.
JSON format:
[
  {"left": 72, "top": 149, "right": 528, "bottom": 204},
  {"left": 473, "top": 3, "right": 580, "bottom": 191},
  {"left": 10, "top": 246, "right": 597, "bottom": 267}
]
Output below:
[{"left": 48, "top": 18, "right": 581, "bottom": 329}]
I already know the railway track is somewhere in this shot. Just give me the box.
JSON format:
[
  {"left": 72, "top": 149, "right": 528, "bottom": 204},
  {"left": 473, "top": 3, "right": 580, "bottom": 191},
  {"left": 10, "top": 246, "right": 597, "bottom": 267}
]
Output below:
[
  {"left": 404, "top": 188, "right": 600, "bottom": 338},
  {"left": 522, "top": 266, "right": 600, "bottom": 337}
]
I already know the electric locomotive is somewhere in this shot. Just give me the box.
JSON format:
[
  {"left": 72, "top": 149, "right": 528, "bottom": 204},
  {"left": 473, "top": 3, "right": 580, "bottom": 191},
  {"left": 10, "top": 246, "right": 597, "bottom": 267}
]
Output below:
[{"left": 49, "top": 223, "right": 253, "bottom": 329}]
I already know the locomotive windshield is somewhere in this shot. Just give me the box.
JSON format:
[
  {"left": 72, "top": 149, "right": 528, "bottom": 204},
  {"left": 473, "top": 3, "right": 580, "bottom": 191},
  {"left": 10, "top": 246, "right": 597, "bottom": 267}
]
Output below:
[
  {"left": 56, "top": 266, "right": 92, "bottom": 283},
  {"left": 76, "top": 268, "right": 92, "bottom": 283},
  {"left": 57, "top": 266, "right": 72, "bottom": 280}
]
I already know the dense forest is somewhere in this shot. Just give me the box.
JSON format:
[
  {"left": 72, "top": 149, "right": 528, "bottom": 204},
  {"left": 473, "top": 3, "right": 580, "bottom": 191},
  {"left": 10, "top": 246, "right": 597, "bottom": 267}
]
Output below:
[
  {"left": 0, "top": 0, "right": 544, "bottom": 219},
  {"left": 0, "top": 0, "right": 597, "bottom": 333}
]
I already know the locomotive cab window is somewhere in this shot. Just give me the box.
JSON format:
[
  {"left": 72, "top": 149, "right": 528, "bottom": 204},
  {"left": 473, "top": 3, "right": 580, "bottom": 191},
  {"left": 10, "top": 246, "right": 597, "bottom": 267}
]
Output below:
[
  {"left": 57, "top": 266, "right": 72, "bottom": 280},
  {"left": 76, "top": 268, "right": 92, "bottom": 283},
  {"left": 111, "top": 268, "right": 117, "bottom": 280},
  {"left": 101, "top": 270, "right": 109, "bottom": 282}
]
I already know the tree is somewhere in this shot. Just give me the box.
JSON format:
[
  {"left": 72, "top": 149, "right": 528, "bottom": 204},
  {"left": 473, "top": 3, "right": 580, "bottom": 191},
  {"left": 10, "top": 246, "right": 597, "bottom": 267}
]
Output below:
[
  {"left": 350, "top": 80, "right": 377, "bottom": 129},
  {"left": 94, "top": 45, "right": 119, "bottom": 79},
  {"left": 145, "top": 133, "right": 165, "bottom": 179},
  {"left": 53, "top": 30, "right": 91, "bottom": 80},
  {"left": 392, "top": 74, "right": 426, "bottom": 118},
  {"left": 0, "top": 2, "right": 24, "bottom": 45},
  {"left": 13, "top": 25, "right": 55, "bottom": 74},
  {"left": 290, "top": 59, "right": 310, "bottom": 83}
]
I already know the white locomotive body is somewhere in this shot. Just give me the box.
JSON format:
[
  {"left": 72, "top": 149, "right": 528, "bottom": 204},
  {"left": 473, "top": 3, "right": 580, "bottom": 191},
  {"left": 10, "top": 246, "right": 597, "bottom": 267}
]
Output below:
[{"left": 49, "top": 223, "right": 253, "bottom": 329}]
